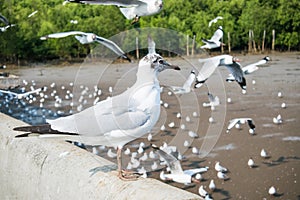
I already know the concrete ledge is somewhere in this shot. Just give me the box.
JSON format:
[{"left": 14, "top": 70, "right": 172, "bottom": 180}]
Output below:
[{"left": 0, "top": 113, "right": 201, "bottom": 200}]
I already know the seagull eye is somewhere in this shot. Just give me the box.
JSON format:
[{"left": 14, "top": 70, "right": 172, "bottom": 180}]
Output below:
[{"left": 158, "top": 59, "right": 164, "bottom": 64}]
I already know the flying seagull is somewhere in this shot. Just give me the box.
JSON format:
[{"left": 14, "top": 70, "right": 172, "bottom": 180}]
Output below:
[
  {"left": 226, "top": 56, "right": 270, "bottom": 82},
  {"left": 153, "top": 145, "right": 208, "bottom": 185},
  {"left": 194, "top": 55, "right": 246, "bottom": 92},
  {"left": 63, "top": 0, "right": 163, "bottom": 24},
  {"left": 208, "top": 16, "right": 223, "bottom": 27},
  {"left": 201, "top": 26, "right": 224, "bottom": 49},
  {"left": 168, "top": 70, "right": 196, "bottom": 95},
  {"left": 14, "top": 37, "right": 180, "bottom": 180},
  {"left": 226, "top": 118, "right": 255, "bottom": 133},
  {"left": 0, "top": 87, "right": 45, "bottom": 99},
  {"left": 40, "top": 31, "right": 131, "bottom": 62}
]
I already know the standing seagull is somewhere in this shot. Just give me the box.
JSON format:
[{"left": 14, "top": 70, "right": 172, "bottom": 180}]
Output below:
[
  {"left": 14, "top": 37, "right": 180, "bottom": 180},
  {"left": 168, "top": 70, "right": 196, "bottom": 95},
  {"left": 226, "top": 56, "right": 270, "bottom": 81},
  {"left": 194, "top": 55, "right": 246, "bottom": 92},
  {"left": 64, "top": 0, "right": 163, "bottom": 24},
  {"left": 154, "top": 144, "right": 208, "bottom": 185},
  {"left": 201, "top": 26, "right": 224, "bottom": 49},
  {"left": 208, "top": 16, "right": 223, "bottom": 27},
  {"left": 40, "top": 31, "right": 131, "bottom": 62}
]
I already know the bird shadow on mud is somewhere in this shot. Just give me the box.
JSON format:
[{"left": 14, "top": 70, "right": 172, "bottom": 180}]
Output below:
[{"left": 262, "top": 156, "right": 300, "bottom": 167}]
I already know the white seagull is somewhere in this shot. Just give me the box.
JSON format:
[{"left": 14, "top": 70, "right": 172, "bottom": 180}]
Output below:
[
  {"left": 215, "top": 161, "right": 227, "bottom": 172},
  {"left": 64, "top": 0, "right": 163, "bottom": 24},
  {"left": 194, "top": 55, "right": 246, "bottom": 92},
  {"left": 226, "top": 56, "right": 270, "bottom": 82},
  {"left": 14, "top": 37, "right": 180, "bottom": 180},
  {"left": 208, "top": 16, "right": 223, "bottom": 27},
  {"left": 153, "top": 145, "right": 208, "bottom": 184},
  {"left": 201, "top": 26, "right": 224, "bottom": 49},
  {"left": 0, "top": 24, "right": 16, "bottom": 32},
  {"left": 0, "top": 87, "right": 45, "bottom": 99},
  {"left": 226, "top": 118, "right": 255, "bottom": 133},
  {"left": 40, "top": 31, "right": 131, "bottom": 62},
  {"left": 168, "top": 70, "right": 196, "bottom": 94}
]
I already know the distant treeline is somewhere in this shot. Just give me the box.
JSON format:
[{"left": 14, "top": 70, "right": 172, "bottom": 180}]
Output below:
[{"left": 0, "top": 0, "right": 299, "bottom": 63}]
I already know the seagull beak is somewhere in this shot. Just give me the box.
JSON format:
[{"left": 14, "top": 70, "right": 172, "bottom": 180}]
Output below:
[
  {"left": 162, "top": 60, "right": 180, "bottom": 70},
  {"left": 233, "top": 57, "right": 241, "bottom": 62}
]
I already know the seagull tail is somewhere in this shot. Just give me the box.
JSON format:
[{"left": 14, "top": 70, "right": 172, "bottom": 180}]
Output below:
[{"left": 13, "top": 124, "right": 78, "bottom": 137}]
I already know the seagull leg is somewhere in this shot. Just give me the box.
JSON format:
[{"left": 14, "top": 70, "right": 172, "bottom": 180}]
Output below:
[
  {"left": 131, "top": 15, "right": 140, "bottom": 25},
  {"left": 117, "top": 147, "right": 139, "bottom": 181}
]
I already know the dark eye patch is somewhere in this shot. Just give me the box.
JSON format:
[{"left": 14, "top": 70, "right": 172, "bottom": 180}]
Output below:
[{"left": 158, "top": 59, "right": 164, "bottom": 64}]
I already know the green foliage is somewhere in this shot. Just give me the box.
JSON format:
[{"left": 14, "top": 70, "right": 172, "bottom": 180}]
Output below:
[{"left": 0, "top": 0, "right": 299, "bottom": 63}]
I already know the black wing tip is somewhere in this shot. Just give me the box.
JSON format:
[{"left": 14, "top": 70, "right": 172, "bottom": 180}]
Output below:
[
  {"left": 123, "top": 55, "right": 132, "bottom": 63},
  {"left": 151, "top": 144, "right": 159, "bottom": 150},
  {"left": 238, "top": 77, "right": 247, "bottom": 89}
]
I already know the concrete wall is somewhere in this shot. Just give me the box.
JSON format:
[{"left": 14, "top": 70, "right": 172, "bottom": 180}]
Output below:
[{"left": 0, "top": 113, "right": 201, "bottom": 200}]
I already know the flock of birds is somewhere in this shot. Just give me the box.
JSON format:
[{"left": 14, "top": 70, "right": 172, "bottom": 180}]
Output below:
[{"left": 0, "top": 1, "right": 288, "bottom": 199}]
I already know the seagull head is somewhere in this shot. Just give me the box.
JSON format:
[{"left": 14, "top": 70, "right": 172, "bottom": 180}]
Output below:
[
  {"left": 140, "top": 54, "right": 180, "bottom": 73},
  {"left": 232, "top": 56, "right": 240, "bottom": 63},
  {"left": 154, "top": 0, "right": 163, "bottom": 10}
]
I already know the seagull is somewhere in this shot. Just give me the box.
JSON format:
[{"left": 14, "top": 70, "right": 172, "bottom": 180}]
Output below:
[
  {"left": 209, "top": 179, "right": 216, "bottom": 191},
  {"left": 13, "top": 37, "right": 180, "bottom": 180},
  {"left": 260, "top": 149, "right": 269, "bottom": 158},
  {"left": 167, "top": 70, "right": 196, "bottom": 94},
  {"left": 40, "top": 31, "right": 131, "bottom": 62},
  {"left": 226, "top": 118, "right": 255, "bottom": 133},
  {"left": 226, "top": 56, "right": 270, "bottom": 82},
  {"left": 208, "top": 16, "right": 223, "bottom": 27},
  {"left": 198, "top": 185, "right": 208, "bottom": 197},
  {"left": 201, "top": 26, "right": 224, "bottom": 49},
  {"left": 194, "top": 55, "right": 246, "bottom": 92},
  {"left": 0, "top": 24, "right": 16, "bottom": 32},
  {"left": 247, "top": 157, "right": 255, "bottom": 168},
  {"left": 214, "top": 161, "right": 227, "bottom": 172},
  {"left": 64, "top": 0, "right": 163, "bottom": 24},
  {"left": 0, "top": 87, "right": 45, "bottom": 99},
  {"left": 202, "top": 92, "right": 220, "bottom": 109},
  {"left": 153, "top": 145, "right": 208, "bottom": 184},
  {"left": 217, "top": 171, "right": 229, "bottom": 180},
  {"left": 273, "top": 114, "right": 283, "bottom": 124},
  {"left": 268, "top": 186, "right": 276, "bottom": 195}
]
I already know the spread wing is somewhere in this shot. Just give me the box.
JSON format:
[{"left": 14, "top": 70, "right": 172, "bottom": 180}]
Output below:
[
  {"left": 64, "top": 0, "right": 143, "bottom": 7},
  {"left": 40, "top": 31, "right": 86, "bottom": 40},
  {"left": 152, "top": 145, "right": 183, "bottom": 174},
  {"left": 183, "top": 167, "right": 208, "bottom": 176},
  {"left": 210, "top": 28, "right": 223, "bottom": 42},
  {"left": 227, "top": 118, "right": 240, "bottom": 130},
  {"left": 95, "top": 35, "right": 131, "bottom": 62}
]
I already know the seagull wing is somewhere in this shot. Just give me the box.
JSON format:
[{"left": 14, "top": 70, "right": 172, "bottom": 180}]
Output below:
[
  {"left": 182, "top": 70, "right": 196, "bottom": 90},
  {"left": 210, "top": 28, "right": 223, "bottom": 42},
  {"left": 247, "top": 119, "right": 256, "bottom": 129},
  {"left": 227, "top": 118, "right": 240, "bottom": 130},
  {"left": 0, "top": 89, "right": 18, "bottom": 96},
  {"left": 65, "top": 0, "right": 142, "bottom": 7},
  {"left": 0, "top": 14, "right": 9, "bottom": 26},
  {"left": 183, "top": 167, "right": 208, "bottom": 176},
  {"left": 153, "top": 145, "right": 183, "bottom": 174},
  {"left": 224, "top": 62, "right": 246, "bottom": 89},
  {"left": 195, "top": 55, "right": 226, "bottom": 85},
  {"left": 95, "top": 35, "right": 131, "bottom": 62},
  {"left": 40, "top": 31, "right": 86, "bottom": 40}
]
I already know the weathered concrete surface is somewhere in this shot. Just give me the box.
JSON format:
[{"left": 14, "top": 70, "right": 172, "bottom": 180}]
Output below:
[{"left": 0, "top": 113, "right": 201, "bottom": 200}]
